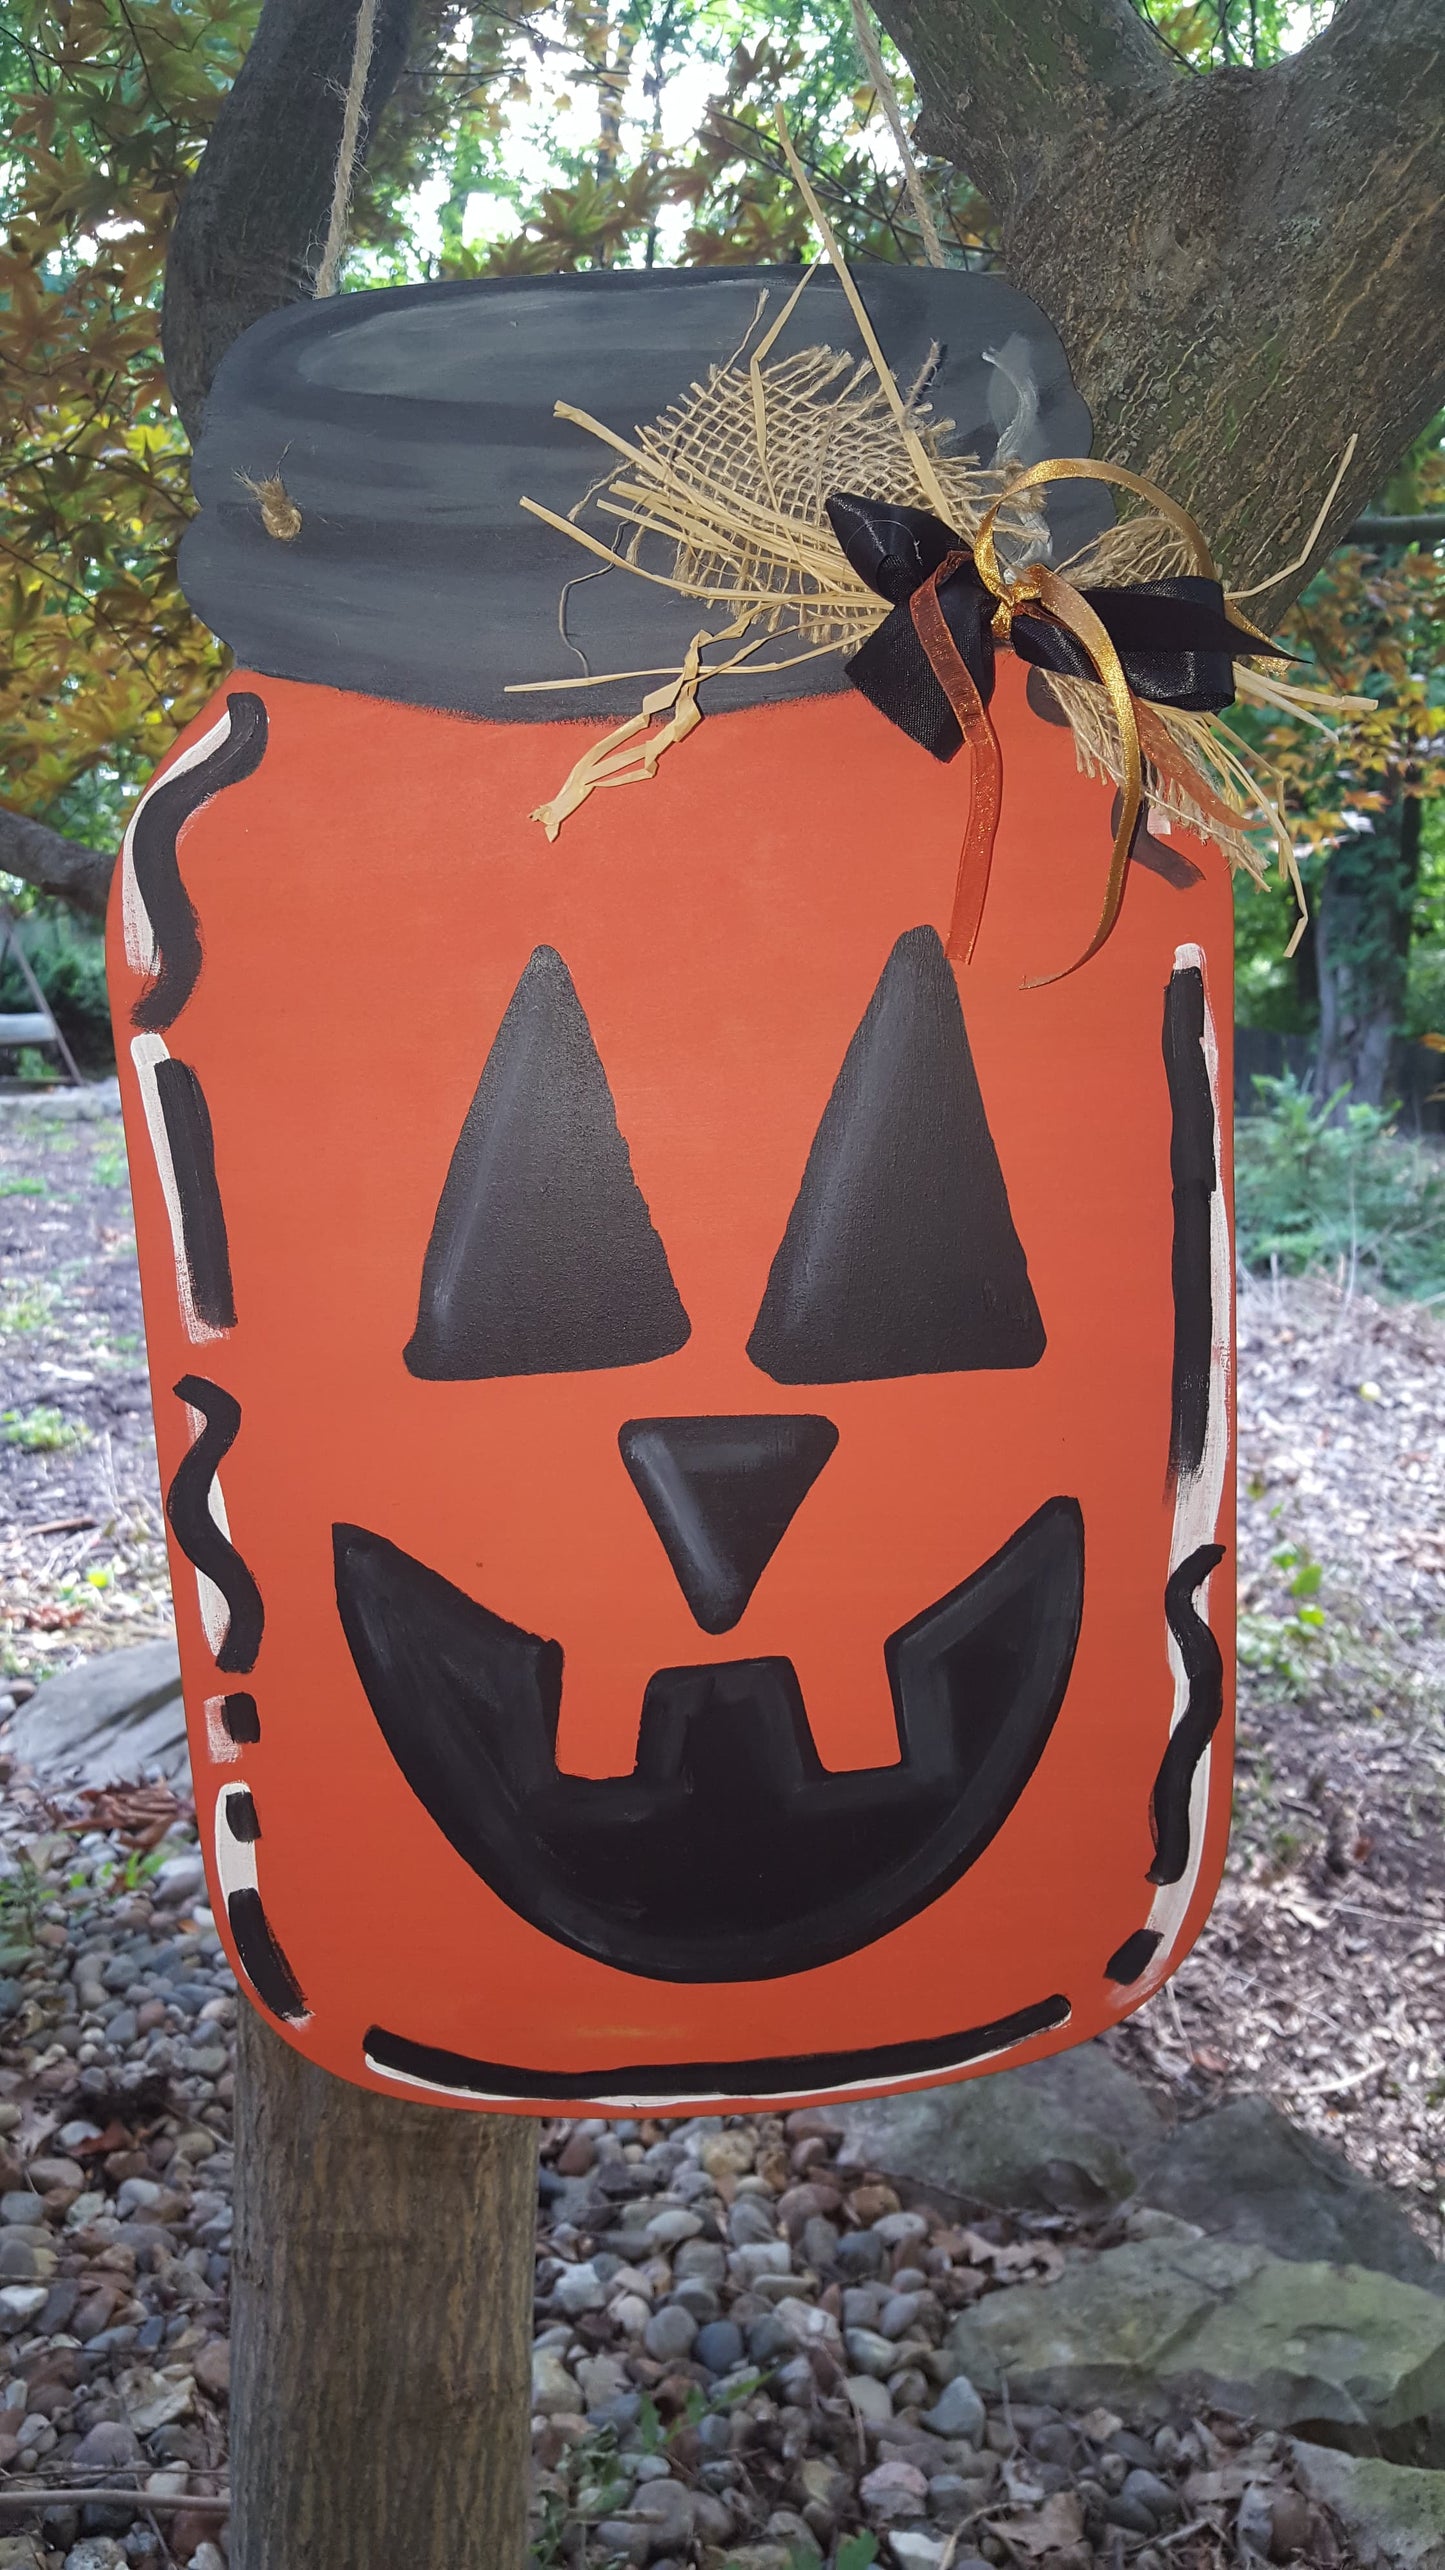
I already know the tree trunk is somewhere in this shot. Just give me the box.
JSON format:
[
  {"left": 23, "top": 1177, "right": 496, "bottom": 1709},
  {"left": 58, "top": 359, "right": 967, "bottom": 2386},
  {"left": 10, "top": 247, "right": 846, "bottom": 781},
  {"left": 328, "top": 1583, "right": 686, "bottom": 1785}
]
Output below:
[
  {"left": 231, "top": 2008, "right": 537, "bottom": 2570},
  {"left": 1314, "top": 792, "right": 1425, "bottom": 1107},
  {"left": 872, "top": 0, "right": 1445, "bottom": 614}
]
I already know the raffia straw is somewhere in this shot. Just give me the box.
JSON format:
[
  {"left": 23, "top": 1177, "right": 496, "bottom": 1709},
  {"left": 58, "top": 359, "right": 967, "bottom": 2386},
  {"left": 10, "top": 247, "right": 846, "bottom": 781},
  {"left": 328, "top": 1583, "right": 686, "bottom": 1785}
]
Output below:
[
  {"left": 513, "top": 158, "right": 1370, "bottom": 928},
  {"left": 847, "top": 0, "right": 947, "bottom": 269},
  {"left": 1229, "top": 432, "right": 1359, "bottom": 602},
  {"left": 315, "top": 0, "right": 379, "bottom": 296},
  {"left": 772, "top": 109, "right": 953, "bottom": 524}
]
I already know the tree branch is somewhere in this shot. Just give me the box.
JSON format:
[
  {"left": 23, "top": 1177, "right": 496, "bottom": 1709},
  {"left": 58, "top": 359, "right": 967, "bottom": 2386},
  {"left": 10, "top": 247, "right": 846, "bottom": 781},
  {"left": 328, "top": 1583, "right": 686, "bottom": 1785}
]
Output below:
[
  {"left": 881, "top": 0, "right": 1175, "bottom": 216},
  {"left": 163, "top": 0, "right": 415, "bottom": 441},
  {"left": 0, "top": 809, "right": 114, "bottom": 920},
  {"left": 875, "top": 0, "right": 1445, "bottom": 611},
  {"left": 1346, "top": 515, "right": 1445, "bottom": 546}
]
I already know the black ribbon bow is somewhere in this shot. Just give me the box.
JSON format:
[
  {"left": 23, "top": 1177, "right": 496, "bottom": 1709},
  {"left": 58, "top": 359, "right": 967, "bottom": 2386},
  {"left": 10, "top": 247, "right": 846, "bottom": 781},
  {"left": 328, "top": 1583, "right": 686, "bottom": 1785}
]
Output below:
[{"left": 825, "top": 490, "right": 1266, "bottom": 764}]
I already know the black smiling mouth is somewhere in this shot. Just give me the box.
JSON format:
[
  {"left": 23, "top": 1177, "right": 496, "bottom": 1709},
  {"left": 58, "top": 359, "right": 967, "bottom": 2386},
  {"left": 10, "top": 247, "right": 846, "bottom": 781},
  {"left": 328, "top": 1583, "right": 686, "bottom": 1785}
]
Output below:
[{"left": 333, "top": 1497, "right": 1083, "bottom": 1983}]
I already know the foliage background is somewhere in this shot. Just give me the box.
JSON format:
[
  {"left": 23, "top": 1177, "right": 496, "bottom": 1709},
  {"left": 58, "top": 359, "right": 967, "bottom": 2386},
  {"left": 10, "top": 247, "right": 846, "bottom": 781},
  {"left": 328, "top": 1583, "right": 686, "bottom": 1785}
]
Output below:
[{"left": 2, "top": 0, "right": 1443, "bottom": 1098}]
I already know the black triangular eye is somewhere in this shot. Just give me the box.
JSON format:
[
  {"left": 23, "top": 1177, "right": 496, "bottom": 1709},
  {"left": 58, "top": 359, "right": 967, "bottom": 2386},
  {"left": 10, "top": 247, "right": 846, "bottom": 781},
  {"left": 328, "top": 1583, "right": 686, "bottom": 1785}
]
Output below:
[
  {"left": 405, "top": 947, "right": 690, "bottom": 1380},
  {"left": 747, "top": 926, "right": 1045, "bottom": 1383}
]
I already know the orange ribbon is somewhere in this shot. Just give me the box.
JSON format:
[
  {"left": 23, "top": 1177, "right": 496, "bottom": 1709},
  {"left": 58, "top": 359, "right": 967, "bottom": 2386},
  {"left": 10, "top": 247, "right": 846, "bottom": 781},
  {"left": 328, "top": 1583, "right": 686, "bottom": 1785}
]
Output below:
[
  {"left": 917, "top": 457, "right": 1242, "bottom": 986},
  {"left": 908, "top": 558, "right": 1003, "bottom": 965}
]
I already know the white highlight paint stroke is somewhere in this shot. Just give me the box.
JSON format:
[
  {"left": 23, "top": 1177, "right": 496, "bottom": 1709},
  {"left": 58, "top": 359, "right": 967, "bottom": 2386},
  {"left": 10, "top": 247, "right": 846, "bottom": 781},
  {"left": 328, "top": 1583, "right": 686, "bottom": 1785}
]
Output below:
[{"left": 129, "top": 1032, "right": 221, "bottom": 1344}]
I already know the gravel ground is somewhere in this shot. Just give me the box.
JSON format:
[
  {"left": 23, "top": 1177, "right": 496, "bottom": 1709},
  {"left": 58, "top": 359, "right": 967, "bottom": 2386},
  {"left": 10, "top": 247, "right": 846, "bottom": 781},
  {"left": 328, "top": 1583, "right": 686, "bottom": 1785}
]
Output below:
[
  {"left": 0, "top": 1083, "right": 1441, "bottom": 2570},
  {"left": 1103, "top": 1271, "right": 1445, "bottom": 2247},
  {"left": 0, "top": 1085, "right": 173, "bottom": 1685}
]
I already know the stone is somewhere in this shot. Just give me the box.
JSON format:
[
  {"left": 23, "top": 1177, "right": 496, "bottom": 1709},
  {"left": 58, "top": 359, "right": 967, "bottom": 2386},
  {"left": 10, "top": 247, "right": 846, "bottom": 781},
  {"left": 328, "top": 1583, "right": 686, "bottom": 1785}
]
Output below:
[
  {"left": 946, "top": 2238, "right": 1445, "bottom": 2460},
  {"left": 1292, "top": 2441, "right": 1445, "bottom": 2570},
  {"left": 730, "top": 2194, "right": 779, "bottom": 2245},
  {"left": 645, "top": 2209, "right": 701, "bottom": 2249},
  {"left": 861, "top": 2457, "right": 930, "bottom": 2521},
  {"left": 730, "top": 2241, "right": 791, "bottom": 2283},
  {"left": 63, "top": 2546, "right": 127, "bottom": 2570},
  {"left": 28, "top": 2156, "right": 83, "bottom": 2192},
  {"left": 747, "top": 2313, "right": 793, "bottom": 2365},
  {"left": 695, "top": 2320, "right": 745, "bottom": 2375},
  {"left": 927, "top": 2474, "right": 986, "bottom": 2525},
  {"left": 4, "top": 1641, "right": 187, "bottom": 1788},
  {"left": 576, "top": 2353, "right": 631, "bottom": 2412},
  {"left": 672, "top": 2277, "right": 720, "bottom": 2325},
  {"left": 531, "top": 2348, "right": 583, "bottom": 2415},
  {"left": 71, "top": 2421, "right": 141, "bottom": 2470},
  {"left": 772, "top": 2295, "right": 842, "bottom": 2353},
  {"left": 674, "top": 2239, "right": 725, "bottom": 2286},
  {"left": 837, "top": 2041, "right": 1167, "bottom": 2212},
  {"left": 553, "top": 2260, "right": 608, "bottom": 2316},
  {"left": 0, "top": 2283, "right": 47, "bottom": 2326},
  {"left": 847, "top": 2374, "right": 894, "bottom": 2424},
  {"left": 890, "top": 2535, "right": 955, "bottom": 2570},
  {"left": 611, "top": 2292, "right": 651, "bottom": 2336},
  {"left": 699, "top": 2133, "right": 754, "bottom": 2179},
  {"left": 1120, "top": 2467, "right": 1182, "bottom": 2525},
  {"left": 643, "top": 2303, "right": 697, "bottom": 2362},
  {"left": 922, "top": 2373, "right": 986, "bottom": 2441},
  {"left": 0, "top": 2543, "right": 45, "bottom": 2570},
  {"left": 193, "top": 2337, "right": 230, "bottom": 2398},
  {"left": 122, "top": 2366, "right": 194, "bottom": 2435},
  {"left": 875, "top": 2212, "right": 931, "bottom": 2248},
  {"left": 801, "top": 2216, "right": 841, "bottom": 2268},
  {"left": 1137, "top": 2099, "right": 1445, "bottom": 2295},
  {"left": 848, "top": 2326, "right": 900, "bottom": 2378},
  {"left": 836, "top": 2230, "right": 888, "bottom": 2279}
]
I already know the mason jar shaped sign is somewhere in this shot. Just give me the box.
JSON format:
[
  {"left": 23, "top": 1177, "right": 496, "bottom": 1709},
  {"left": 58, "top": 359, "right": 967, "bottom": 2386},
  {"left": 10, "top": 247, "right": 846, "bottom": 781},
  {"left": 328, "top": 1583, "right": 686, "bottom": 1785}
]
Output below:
[{"left": 110, "top": 265, "right": 1237, "bottom": 2114}]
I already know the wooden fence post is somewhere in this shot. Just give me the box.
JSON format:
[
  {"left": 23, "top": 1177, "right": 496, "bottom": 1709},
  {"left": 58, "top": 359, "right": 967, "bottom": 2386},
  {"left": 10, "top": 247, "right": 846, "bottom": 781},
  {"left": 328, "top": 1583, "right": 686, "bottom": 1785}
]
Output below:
[{"left": 230, "top": 2006, "right": 537, "bottom": 2570}]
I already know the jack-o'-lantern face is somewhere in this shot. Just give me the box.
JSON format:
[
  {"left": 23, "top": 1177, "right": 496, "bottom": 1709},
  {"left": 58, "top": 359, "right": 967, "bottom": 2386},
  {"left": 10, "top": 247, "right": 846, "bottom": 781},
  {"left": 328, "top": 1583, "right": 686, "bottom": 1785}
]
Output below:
[{"left": 111, "top": 655, "right": 1235, "bottom": 2115}]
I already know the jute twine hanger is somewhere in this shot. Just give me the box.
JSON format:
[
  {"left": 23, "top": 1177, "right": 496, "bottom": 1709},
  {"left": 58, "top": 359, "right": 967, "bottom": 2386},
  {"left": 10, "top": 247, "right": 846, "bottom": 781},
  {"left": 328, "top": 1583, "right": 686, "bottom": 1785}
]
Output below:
[{"left": 238, "top": 0, "right": 377, "bottom": 537}]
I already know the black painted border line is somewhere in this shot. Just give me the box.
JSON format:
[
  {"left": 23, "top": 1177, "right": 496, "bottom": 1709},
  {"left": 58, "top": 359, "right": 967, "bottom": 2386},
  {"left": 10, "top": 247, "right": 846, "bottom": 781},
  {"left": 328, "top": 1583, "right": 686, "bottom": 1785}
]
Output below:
[{"left": 362, "top": 1993, "right": 1071, "bottom": 2106}]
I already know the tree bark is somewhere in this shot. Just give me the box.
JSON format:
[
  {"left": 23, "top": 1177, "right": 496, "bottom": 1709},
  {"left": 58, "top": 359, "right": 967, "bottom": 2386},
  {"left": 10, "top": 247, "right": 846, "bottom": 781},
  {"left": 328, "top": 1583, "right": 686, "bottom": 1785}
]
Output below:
[
  {"left": 231, "top": 2008, "right": 537, "bottom": 2570},
  {"left": 1314, "top": 791, "right": 1425, "bottom": 1107},
  {"left": 163, "top": 0, "right": 415, "bottom": 438},
  {"left": 873, "top": 0, "right": 1445, "bottom": 614},
  {"left": 0, "top": 808, "right": 113, "bottom": 918}
]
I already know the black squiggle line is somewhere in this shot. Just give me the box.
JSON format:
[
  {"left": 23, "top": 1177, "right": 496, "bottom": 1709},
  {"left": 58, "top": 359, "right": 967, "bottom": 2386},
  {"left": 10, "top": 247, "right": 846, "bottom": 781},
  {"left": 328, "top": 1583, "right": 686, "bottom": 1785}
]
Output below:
[
  {"left": 1148, "top": 1541, "right": 1227, "bottom": 1886},
  {"left": 1163, "top": 964, "right": 1217, "bottom": 1486},
  {"left": 228, "top": 1888, "right": 306, "bottom": 2021},
  {"left": 131, "top": 692, "right": 268, "bottom": 1033},
  {"left": 154, "top": 1056, "right": 236, "bottom": 1330},
  {"left": 166, "top": 1374, "right": 265, "bottom": 1673}
]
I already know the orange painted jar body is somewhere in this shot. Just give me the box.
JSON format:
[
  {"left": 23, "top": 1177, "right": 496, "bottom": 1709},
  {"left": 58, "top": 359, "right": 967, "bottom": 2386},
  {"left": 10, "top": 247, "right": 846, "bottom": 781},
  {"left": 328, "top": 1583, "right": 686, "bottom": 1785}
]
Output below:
[{"left": 110, "top": 271, "right": 1235, "bottom": 2114}]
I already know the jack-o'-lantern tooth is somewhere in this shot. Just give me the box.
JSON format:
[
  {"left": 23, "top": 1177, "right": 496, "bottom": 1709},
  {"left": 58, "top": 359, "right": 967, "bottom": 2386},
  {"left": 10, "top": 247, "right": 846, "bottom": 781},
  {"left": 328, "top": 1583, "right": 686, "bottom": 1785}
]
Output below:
[
  {"left": 747, "top": 925, "right": 1045, "bottom": 1383},
  {"left": 405, "top": 945, "right": 690, "bottom": 1380}
]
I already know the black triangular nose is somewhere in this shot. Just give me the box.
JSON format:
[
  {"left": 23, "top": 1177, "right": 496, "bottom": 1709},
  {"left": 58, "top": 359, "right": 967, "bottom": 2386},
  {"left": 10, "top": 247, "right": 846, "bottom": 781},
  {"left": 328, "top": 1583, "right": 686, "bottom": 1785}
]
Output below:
[{"left": 619, "top": 1415, "right": 838, "bottom": 1635}]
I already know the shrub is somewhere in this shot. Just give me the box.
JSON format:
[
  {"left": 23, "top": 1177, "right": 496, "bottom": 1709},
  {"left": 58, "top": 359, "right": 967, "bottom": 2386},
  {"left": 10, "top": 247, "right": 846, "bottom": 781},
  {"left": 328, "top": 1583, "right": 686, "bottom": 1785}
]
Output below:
[
  {"left": 0, "top": 906, "right": 113, "bottom": 1072},
  {"left": 1235, "top": 1073, "right": 1445, "bottom": 1301}
]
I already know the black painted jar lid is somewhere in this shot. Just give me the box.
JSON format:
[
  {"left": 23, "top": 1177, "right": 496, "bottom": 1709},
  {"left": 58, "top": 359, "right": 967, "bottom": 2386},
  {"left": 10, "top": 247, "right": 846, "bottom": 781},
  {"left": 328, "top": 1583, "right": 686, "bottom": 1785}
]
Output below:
[{"left": 180, "top": 265, "right": 1108, "bottom": 724}]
